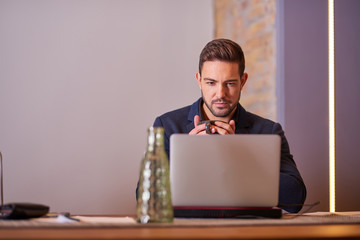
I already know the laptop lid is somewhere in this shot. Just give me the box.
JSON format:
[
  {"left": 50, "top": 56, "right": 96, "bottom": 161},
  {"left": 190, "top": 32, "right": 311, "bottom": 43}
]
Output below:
[{"left": 170, "top": 134, "right": 281, "bottom": 208}]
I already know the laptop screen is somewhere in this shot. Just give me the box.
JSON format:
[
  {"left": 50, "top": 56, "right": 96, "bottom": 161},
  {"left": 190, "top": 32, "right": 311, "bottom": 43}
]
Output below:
[{"left": 170, "top": 134, "right": 281, "bottom": 208}]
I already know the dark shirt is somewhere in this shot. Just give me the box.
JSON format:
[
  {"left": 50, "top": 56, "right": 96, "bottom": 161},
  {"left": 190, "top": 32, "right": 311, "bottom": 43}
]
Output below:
[{"left": 153, "top": 98, "right": 306, "bottom": 213}]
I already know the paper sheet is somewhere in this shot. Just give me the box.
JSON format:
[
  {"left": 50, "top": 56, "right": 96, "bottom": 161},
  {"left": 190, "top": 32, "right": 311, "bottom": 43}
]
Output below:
[
  {"left": 300, "top": 211, "right": 360, "bottom": 217},
  {"left": 73, "top": 216, "right": 136, "bottom": 224}
]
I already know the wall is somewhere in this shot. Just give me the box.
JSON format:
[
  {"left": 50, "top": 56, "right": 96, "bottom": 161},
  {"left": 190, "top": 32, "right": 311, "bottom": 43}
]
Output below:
[
  {"left": 283, "top": 0, "right": 329, "bottom": 212},
  {"left": 0, "top": 0, "right": 213, "bottom": 214},
  {"left": 283, "top": 0, "right": 360, "bottom": 212},
  {"left": 334, "top": 0, "right": 360, "bottom": 211},
  {"left": 214, "top": 0, "right": 277, "bottom": 122}
]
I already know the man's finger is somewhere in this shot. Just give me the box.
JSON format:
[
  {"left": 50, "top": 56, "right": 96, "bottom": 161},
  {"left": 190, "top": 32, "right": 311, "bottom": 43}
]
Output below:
[
  {"left": 194, "top": 115, "right": 201, "bottom": 127},
  {"left": 189, "top": 121, "right": 206, "bottom": 135},
  {"left": 213, "top": 121, "right": 235, "bottom": 135},
  {"left": 229, "top": 120, "right": 236, "bottom": 132}
]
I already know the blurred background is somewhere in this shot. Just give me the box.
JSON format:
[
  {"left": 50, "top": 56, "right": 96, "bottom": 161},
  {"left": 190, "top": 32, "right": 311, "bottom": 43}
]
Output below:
[{"left": 0, "top": 0, "right": 359, "bottom": 214}]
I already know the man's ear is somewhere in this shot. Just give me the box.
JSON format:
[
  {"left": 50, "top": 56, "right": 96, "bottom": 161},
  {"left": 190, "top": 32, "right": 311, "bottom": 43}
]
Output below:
[
  {"left": 240, "top": 72, "right": 248, "bottom": 90},
  {"left": 196, "top": 72, "right": 202, "bottom": 89}
]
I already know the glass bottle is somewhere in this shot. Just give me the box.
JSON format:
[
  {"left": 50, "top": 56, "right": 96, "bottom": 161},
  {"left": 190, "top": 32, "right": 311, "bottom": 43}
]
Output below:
[{"left": 136, "top": 127, "right": 173, "bottom": 223}]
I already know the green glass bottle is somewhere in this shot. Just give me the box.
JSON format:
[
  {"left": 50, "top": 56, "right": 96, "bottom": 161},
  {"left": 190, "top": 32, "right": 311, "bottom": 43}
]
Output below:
[{"left": 136, "top": 127, "right": 173, "bottom": 223}]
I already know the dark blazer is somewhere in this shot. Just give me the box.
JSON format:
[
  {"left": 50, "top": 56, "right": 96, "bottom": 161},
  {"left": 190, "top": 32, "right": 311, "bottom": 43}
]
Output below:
[{"left": 153, "top": 98, "right": 307, "bottom": 213}]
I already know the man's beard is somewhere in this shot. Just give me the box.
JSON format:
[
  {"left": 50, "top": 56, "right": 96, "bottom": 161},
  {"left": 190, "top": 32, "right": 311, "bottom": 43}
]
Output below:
[{"left": 202, "top": 93, "right": 239, "bottom": 118}]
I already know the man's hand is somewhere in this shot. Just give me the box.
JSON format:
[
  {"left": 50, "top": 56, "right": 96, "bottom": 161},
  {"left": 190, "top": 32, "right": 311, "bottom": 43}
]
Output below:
[
  {"left": 189, "top": 115, "right": 206, "bottom": 135},
  {"left": 189, "top": 115, "right": 235, "bottom": 135},
  {"left": 213, "top": 120, "right": 235, "bottom": 135}
]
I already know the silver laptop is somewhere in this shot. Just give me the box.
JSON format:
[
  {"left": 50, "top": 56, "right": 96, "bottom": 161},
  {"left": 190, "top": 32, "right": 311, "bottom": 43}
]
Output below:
[{"left": 170, "top": 134, "right": 281, "bottom": 214}]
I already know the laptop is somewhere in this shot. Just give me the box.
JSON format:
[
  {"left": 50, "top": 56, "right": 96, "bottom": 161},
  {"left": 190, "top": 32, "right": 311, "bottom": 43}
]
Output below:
[{"left": 169, "top": 134, "right": 282, "bottom": 218}]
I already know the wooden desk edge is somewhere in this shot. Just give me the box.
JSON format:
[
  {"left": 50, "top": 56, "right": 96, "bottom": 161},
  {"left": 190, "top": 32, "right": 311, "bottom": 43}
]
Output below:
[{"left": 0, "top": 224, "right": 360, "bottom": 240}]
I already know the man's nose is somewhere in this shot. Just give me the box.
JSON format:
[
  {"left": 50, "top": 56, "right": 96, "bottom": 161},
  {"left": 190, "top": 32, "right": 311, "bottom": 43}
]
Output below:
[{"left": 216, "top": 85, "right": 226, "bottom": 98}]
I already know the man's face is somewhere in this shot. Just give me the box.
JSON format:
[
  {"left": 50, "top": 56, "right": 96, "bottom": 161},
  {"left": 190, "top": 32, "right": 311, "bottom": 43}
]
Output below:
[{"left": 196, "top": 61, "right": 247, "bottom": 120}]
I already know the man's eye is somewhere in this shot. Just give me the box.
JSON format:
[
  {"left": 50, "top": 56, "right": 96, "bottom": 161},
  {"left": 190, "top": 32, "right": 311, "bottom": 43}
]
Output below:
[
  {"left": 227, "top": 82, "right": 237, "bottom": 86},
  {"left": 206, "top": 81, "right": 215, "bottom": 85}
]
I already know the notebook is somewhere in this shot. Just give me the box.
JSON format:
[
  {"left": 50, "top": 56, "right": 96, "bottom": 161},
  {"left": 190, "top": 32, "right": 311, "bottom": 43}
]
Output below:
[{"left": 169, "top": 134, "right": 282, "bottom": 218}]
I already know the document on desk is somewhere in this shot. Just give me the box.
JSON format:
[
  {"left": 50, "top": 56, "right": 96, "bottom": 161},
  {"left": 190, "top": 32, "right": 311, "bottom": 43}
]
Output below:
[
  {"left": 73, "top": 216, "right": 136, "bottom": 224},
  {"left": 301, "top": 211, "right": 360, "bottom": 217}
]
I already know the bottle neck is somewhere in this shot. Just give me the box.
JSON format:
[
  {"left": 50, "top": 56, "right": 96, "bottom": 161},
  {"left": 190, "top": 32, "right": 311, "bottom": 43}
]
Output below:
[{"left": 147, "top": 127, "right": 165, "bottom": 152}]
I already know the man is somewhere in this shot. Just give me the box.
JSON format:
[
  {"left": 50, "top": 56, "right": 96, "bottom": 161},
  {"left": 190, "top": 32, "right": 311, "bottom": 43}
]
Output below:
[{"left": 153, "top": 39, "right": 306, "bottom": 213}]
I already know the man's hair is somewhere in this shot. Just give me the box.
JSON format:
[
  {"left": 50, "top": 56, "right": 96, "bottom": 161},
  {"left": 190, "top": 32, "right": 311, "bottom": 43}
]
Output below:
[{"left": 198, "top": 38, "right": 245, "bottom": 77}]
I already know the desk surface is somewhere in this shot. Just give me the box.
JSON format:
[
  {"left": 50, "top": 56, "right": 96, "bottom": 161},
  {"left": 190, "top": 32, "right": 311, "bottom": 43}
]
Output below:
[
  {"left": 1, "top": 213, "right": 360, "bottom": 240},
  {"left": 0, "top": 224, "right": 360, "bottom": 240}
]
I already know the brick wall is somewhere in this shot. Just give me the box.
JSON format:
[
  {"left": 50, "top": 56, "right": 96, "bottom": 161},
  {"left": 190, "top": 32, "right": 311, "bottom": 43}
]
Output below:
[{"left": 214, "top": 0, "right": 277, "bottom": 121}]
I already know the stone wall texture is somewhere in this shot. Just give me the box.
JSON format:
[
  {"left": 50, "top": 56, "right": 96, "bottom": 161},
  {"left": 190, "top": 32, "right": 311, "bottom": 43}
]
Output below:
[{"left": 214, "top": 0, "right": 277, "bottom": 121}]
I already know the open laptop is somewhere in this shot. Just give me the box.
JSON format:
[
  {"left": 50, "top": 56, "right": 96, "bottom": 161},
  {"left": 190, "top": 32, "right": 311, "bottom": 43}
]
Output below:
[{"left": 169, "top": 134, "right": 282, "bottom": 218}]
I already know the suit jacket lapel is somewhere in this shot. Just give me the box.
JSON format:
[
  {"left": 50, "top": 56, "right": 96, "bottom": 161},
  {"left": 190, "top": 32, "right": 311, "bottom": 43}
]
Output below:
[
  {"left": 185, "top": 98, "right": 202, "bottom": 133},
  {"left": 235, "top": 104, "right": 251, "bottom": 134}
]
